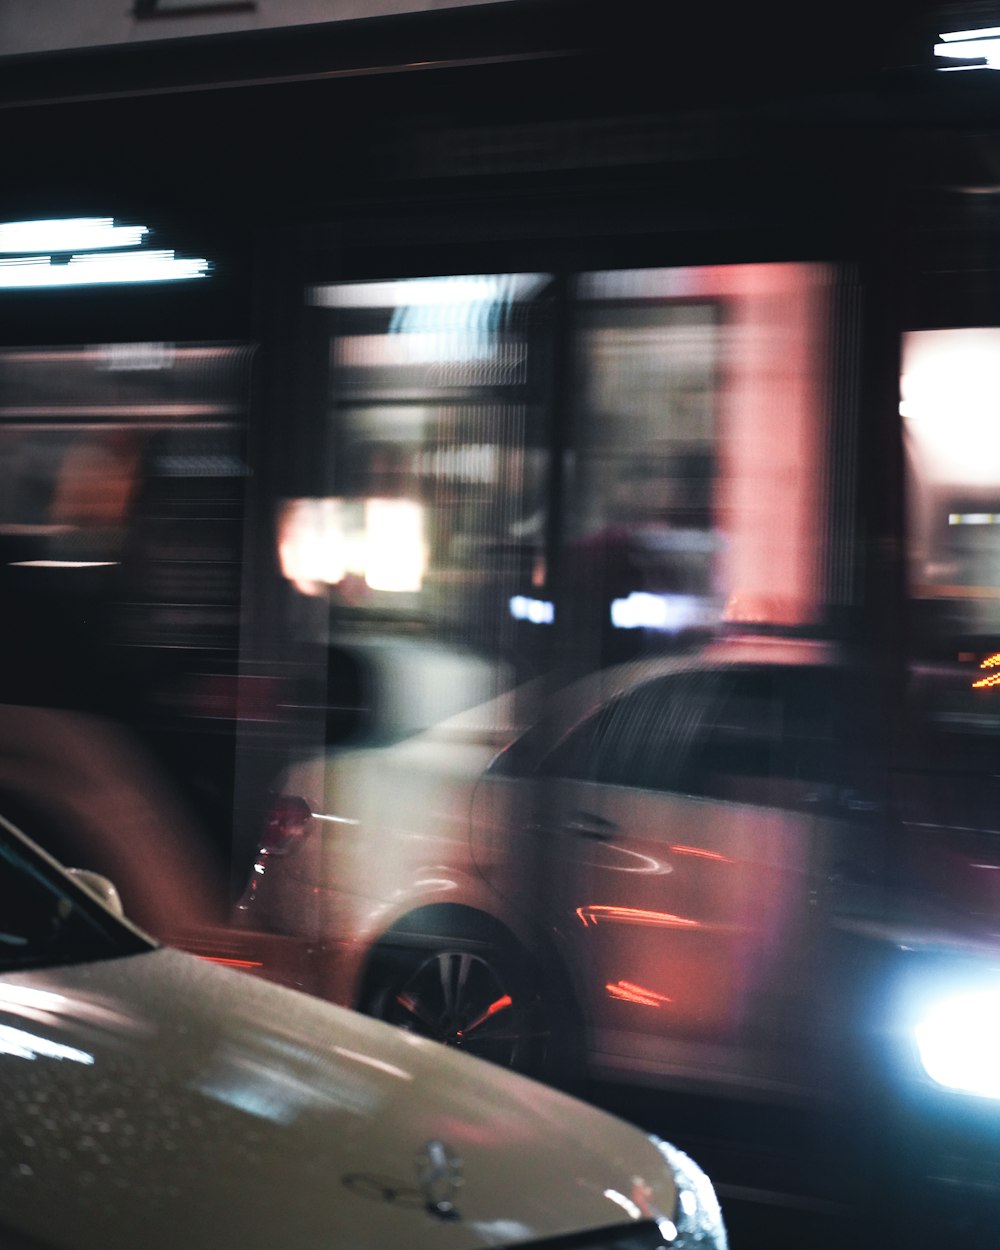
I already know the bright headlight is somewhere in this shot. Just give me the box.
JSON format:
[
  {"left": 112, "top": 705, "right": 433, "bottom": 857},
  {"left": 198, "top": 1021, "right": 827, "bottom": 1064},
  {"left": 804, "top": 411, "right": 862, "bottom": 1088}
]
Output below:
[
  {"left": 652, "top": 1138, "right": 728, "bottom": 1249},
  {"left": 914, "top": 985, "right": 1000, "bottom": 1099}
]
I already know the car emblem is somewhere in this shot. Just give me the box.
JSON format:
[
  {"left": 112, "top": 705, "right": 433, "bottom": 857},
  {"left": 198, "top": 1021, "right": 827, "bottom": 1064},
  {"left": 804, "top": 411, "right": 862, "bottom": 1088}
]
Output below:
[{"left": 416, "top": 1139, "right": 463, "bottom": 1221}]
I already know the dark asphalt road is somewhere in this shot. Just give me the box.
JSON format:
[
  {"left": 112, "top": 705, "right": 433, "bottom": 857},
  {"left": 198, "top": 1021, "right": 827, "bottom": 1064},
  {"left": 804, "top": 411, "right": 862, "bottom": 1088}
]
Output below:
[{"left": 565, "top": 1080, "right": 990, "bottom": 1250}]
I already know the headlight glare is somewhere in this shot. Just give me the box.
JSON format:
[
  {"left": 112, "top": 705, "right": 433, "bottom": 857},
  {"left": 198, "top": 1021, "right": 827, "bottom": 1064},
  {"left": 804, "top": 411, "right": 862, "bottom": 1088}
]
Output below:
[{"left": 914, "top": 986, "right": 1000, "bottom": 1099}]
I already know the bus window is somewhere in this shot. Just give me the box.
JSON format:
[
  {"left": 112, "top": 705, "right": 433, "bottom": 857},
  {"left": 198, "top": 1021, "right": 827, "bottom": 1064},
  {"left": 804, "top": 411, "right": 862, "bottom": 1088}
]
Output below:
[{"left": 570, "top": 263, "right": 833, "bottom": 669}]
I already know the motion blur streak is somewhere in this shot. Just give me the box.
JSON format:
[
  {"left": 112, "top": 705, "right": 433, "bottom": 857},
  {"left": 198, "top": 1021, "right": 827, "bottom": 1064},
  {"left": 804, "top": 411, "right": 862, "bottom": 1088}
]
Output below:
[
  {"left": 577, "top": 905, "right": 703, "bottom": 929},
  {"left": 0, "top": 1024, "right": 93, "bottom": 1065},
  {"left": 198, "top": 956, "right": 264, "bottom": 969},
  {"left": 668, "top": 845, "right": 733, "bottom": 863},
  {"left": 0, "top": 250, "right": 209, "bottom": 287},
  {"left": 605, "top": 981, "right": 673, "bottom": 1007},
  {"left": 0, "top": 217, "right": 147, "bottom": 252}
]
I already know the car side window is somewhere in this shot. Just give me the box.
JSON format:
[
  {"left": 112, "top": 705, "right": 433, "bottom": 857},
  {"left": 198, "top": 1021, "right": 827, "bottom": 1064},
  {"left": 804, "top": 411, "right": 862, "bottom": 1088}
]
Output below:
[
  {"left": 536, "top": 664, "right": 844, "bottom": 810},
  {"left": 539, "top": 671, "right": 726, "bottom": 792},
  {"left": 689, "top": 666, "right": 840, "bottom": 807},
  {"left": 0, "top": 825, "right": 139, "bottom": 970}
]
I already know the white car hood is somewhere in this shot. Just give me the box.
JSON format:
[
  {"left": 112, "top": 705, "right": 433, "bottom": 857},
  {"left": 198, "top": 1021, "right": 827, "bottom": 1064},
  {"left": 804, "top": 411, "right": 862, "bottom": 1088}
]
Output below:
[{"left": 0, "top": 947, "right": 678, "bottom": 1250}]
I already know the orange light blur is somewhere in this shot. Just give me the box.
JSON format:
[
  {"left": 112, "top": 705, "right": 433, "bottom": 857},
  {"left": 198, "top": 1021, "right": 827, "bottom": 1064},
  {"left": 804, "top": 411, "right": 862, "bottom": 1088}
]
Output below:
[
  {"left": 197, "top": 956, "right": 264, "bottom": 969},
  {"left": 668, "top": 844, "right": 733, "bottom": 863},
  {"left": 980, "top": 652, "right": 1000, "bottom": 669},
  {"left": 460, "top": 993, "right": 513, "bottom": 1036},
  {"left": 576, "top": 905, "right": 702, "bottom": 929},
  {"left": 606, "top": 980, "right": 673, "bottom": 1007},
  {"left": 973, "top": 672, "right": 1000, "bottom": 689}
]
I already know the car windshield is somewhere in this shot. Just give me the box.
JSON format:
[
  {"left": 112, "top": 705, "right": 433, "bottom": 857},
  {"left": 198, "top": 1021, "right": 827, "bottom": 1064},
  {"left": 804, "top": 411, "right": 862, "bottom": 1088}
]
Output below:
[{"left": 0, "top": 818, "right": 151, "bottom": 972}]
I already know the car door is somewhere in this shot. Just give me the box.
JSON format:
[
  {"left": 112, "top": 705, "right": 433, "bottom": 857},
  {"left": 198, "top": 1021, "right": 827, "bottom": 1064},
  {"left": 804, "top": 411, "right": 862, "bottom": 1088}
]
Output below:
[{"left": 532, "top": 664, "right": 830, "bottom": 1072}]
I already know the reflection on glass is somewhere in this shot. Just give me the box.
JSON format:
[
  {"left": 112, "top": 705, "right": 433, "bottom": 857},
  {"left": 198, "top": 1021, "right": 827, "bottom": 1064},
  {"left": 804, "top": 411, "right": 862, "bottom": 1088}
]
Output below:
[
  {"left": 573, "top": 263, "right": 830, "bottom": 667},
  {"left": 902, "top": 328, "right": 1000, "bottom": 746},
  {"left": 291, "top": 274, "right": 555, "bottom": 744},
  {"left": 903, "top": 329, "right": 1000, "bottom": 632}
]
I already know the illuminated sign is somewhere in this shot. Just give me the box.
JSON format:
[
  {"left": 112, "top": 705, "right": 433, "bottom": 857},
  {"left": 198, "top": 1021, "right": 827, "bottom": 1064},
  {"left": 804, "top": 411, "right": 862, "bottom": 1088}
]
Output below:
[{"left": 973, "top": 652, "right": 1000, "bottom": 688}]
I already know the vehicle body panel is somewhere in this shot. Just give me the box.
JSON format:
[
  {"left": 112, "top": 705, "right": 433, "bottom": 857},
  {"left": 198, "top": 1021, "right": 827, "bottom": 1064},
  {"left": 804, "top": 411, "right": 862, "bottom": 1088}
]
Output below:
[
  {"left": 0, "top": 945, "right": 683, "bottom": 1250},
  {"left": 237, "top": 637, "right": 1000, "bottom": 1098}
]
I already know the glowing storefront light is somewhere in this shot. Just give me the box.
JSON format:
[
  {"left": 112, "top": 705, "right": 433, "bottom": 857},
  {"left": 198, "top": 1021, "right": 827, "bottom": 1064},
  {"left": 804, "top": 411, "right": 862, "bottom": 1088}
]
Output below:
[
  {"left": 0, "top": 217, "right": 148, "bottom": 253},
  {"left": 363, "top": 499, "right": 426, "bottom": 592},
  {"left": 277, "top": 497, "right": 425, "bottom": 595},
  {"left": 901, "top": 330, "right": 1000, "bottom": 486},
  {"left": 277, "top": 499, "right": 348, "bottom": 594}
]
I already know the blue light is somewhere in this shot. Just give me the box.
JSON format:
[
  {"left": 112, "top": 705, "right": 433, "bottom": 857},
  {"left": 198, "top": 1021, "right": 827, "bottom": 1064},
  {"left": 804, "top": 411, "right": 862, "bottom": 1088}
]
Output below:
[{"left": 509, "top": 595, "right": 554, "bottom": 624}]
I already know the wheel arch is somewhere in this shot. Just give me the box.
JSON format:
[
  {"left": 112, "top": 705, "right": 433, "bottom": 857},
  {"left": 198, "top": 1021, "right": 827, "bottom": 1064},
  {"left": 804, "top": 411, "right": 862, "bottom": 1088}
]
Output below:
[
  {"left": 354, "top": 900, "right": 586, "bottom": 1081},
  {"left": 356, "top": 902, "right": 534, "bottom": 1001}
]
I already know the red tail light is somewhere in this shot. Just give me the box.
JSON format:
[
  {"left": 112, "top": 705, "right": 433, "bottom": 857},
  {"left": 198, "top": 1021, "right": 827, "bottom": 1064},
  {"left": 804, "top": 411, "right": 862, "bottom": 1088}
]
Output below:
[{"left": 261, "top": 794, "right": 312, "bottom": 854}]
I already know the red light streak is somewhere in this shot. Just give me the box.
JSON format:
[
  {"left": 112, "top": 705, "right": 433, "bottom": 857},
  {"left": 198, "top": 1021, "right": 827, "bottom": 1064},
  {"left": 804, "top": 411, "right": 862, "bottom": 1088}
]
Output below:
[
  {"left": 668, "top": 844, "right": 733, "bottom": 862},
  {"left": 460, "top": 994, "right": 513, "bottom": 1036},
  {"left": 576, "top": 905, "right": 702, "bottom": 929},
  {"left": 197, "top": 956, "right": 264, "bottom": 969},
  {"left": 605, "top": 980, "right": 673, "bottom": 1007}
]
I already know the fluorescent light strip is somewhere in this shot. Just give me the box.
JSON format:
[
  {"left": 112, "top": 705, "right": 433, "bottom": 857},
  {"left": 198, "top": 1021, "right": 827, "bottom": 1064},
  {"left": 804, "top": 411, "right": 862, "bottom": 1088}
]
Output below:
[
  {"left": 934, "top": 36, "right": 1000, "bottom": 68},
  {"left": 940, "top": 26, "right": 1000, "bottom": 41},
  {"left": 0, "top": 251, "right": 209, "bottom": 288},
  {"left": 0, "top": 217, "right": 147, "bottom": 254}
]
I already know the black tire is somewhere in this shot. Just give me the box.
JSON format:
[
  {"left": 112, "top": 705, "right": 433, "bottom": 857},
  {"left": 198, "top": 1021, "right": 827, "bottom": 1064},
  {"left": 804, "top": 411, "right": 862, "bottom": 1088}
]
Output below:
[{"left": 360, "top": 936, "right": 555, "bottom": 1075}]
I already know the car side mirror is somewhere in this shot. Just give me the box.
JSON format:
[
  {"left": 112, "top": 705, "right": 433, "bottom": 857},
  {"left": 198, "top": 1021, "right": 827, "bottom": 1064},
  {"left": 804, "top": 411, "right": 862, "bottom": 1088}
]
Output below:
[{"left": 66, "top": 868, "right": 125, "bottom": 919}]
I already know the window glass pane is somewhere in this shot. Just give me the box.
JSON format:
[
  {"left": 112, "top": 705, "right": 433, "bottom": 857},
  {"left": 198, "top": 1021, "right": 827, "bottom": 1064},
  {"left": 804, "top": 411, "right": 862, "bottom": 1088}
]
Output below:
[
  {"left": 287, "top": 276, "right": 554, "bottom": 727},
  {"left": 902, "top": 328, "right": 1000, "bottom": 756},
  {"left": 690, "top": 667, "right": 840, "bottom": 806},
  {"left": 571, "top": 265, "right": 831, "bottom": 669},
  {"left": 0, "top": 828, "right": 132, "bottom": 971},
  {"left": 541, "top": 671, "right": 723, "bottom": 791}
]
